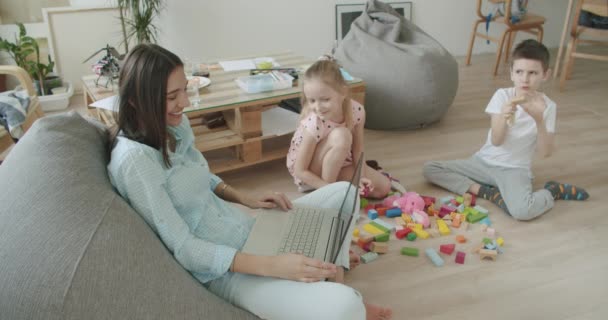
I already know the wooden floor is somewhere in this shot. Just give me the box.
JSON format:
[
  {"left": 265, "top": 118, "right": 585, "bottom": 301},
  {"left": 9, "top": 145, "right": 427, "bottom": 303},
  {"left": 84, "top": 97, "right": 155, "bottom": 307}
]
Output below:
[{"left": 221, "top": 50, "right": 608, "bottom": 320}]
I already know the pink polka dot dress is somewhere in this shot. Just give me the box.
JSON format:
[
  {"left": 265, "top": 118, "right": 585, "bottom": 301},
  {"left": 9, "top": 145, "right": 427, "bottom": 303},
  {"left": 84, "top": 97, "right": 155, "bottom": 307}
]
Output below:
[{"left": 286, "top": 99, "right": 365, "bottom": 187}]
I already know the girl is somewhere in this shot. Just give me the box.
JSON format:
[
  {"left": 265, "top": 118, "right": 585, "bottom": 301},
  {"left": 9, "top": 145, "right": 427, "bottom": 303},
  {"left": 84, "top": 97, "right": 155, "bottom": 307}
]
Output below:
[
  {"left": 107, "top": 44, "right": 392, "bottom": 320},
  {"left": 287, "top": 59, "right": 391, "bottom": 198}
]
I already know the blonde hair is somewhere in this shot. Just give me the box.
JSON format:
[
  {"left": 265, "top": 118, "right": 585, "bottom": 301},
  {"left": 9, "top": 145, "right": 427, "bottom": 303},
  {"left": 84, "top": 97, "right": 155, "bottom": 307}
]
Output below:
[{"left": 300, "top": 59, "right": 353, "bottom": 129}]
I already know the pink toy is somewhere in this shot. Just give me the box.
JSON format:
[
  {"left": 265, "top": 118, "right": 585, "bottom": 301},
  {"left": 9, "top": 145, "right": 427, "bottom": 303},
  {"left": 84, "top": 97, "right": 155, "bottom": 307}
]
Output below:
[
  {"left": 393, "top": 192, "right": 425, "bottom": 214},
  {"left": 455, "top": 251, "right": 466, "bottom": 264},
  {"left": 411, "top": 209, "right": 430, "bottom": 228},
  {"left": 382, "top": 194, "right": 401, "bottom": 208}
]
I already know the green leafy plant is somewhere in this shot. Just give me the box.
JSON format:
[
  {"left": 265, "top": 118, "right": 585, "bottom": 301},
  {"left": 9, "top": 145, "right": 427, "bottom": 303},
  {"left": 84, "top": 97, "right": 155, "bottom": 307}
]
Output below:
[
  {"left": 0, "top": 23, "right": 56, "bottom": 95},
  {"left": 118, "top": 0, "right": 164, "bottom": 52}
]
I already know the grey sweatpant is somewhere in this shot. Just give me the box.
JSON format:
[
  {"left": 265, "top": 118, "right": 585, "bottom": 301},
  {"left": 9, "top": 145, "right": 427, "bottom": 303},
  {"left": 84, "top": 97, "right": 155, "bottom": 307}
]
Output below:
[{"left": 422, "top": 156, "right": 554, "bottom": 221}]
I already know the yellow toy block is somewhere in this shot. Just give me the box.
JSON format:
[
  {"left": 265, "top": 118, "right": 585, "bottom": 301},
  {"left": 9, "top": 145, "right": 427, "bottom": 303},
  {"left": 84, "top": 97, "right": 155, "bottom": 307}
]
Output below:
[
  {"left": 363, "top": 223, "right": 386, "bottom": 235},
  {"left": 394, "top": 217, "right": 406, "bottom": 226},
  {"left": 353, "top": 228, "right": 360, "bottom": 237},
  {"left": 411, "top": 228, "right": 430, "bottom": 239},
  {"left": 497, "top": 237, "right": 504, "bottom": 246},
  {"left": 406, "top": 222, "right": 423, "bottom": 230},
  {"left": 436, "top": 219, "right": 451, "bottom": 236},
  {"left": 401, "top": 214, "right": 412, "bottom": 223}
]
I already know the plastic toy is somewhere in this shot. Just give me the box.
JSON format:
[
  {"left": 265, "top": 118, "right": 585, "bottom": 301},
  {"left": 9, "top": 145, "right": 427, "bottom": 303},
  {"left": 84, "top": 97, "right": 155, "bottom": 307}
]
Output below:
[
  {"left": 361, "top": 252, "right": 379, "bottom": 263},
  {"left": 401, "top": 247, "right": 419, "bottom": 257},
  {"left": 440, "top": 243, "right": 456, "bottom": 255},
  {"left": 425, "top": 248, "right": 444, "bottom": 266},
  {"left": 411, "top": 209, "right": 430, "bottom": 228},
  {"left": 370, "top": 242, "right": 388, "bottom": 254},
  {"left": 393, "top": 192, "right": 425, "bottom": 214},
  {"left": 455, "top": 251, "right": 466, "bottom": 264}
]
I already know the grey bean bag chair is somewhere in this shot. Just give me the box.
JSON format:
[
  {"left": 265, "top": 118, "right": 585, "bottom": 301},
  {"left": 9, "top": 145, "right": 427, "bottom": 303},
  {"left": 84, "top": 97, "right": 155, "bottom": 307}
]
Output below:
[{"left": 335, "top": 0, "right": 458, "bottom": 130}]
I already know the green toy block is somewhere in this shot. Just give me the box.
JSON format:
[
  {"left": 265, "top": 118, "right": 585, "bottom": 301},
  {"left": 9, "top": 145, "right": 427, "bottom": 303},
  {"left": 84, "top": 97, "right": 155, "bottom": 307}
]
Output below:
[
  {"left": 370, "top": 221, "right": 390, "bottom": 234},
  {"left": 360, "top": 198, "right": 369, "bottom": 208},
  {"left": 400, "top": 247, "right": 419, "bottom": 257},
  {"left": 374, "top": 233, "right": 390, "bottom": 242},
  {"left": 483, "top": 237, "right": 493, "bottom": 245},
  {"left": 406, "top": 232, "right": 417, "bottom": 241},
  {"left": 466, "top": 211, "right": 488, "bottom": 223},
  {"left": 456, "top": 196, "right": 464, "bottom": 204}
]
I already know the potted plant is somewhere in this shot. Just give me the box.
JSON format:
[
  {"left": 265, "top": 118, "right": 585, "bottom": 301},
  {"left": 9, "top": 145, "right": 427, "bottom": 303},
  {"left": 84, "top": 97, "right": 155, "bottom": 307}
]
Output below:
[
  {"left": 0, "top": 23, "right": 62, "bottom": 96},
  {"left": 117, "top": 0, "right": 164, "bottom": 52}
]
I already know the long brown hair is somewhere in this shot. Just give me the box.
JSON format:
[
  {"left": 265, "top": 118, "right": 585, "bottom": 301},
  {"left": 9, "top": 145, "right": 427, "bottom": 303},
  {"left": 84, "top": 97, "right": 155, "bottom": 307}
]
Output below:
[
  {"left": 110, "top": 43, "right": 183, "bottom": 168},
  {"left": 300, "top": 59, "right": 353, "bottom": 129}
]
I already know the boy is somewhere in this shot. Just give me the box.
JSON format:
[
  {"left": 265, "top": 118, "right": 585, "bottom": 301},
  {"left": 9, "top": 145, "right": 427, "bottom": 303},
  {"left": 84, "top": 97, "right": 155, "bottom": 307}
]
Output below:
[{"left": 423, "top": 39, "right": 589, "bottom": 221}]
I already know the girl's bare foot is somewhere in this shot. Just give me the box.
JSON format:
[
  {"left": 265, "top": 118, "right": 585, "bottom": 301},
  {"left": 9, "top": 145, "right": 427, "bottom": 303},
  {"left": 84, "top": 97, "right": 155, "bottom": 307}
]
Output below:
[{"left": 365, "top": 302, "right": 392, "bottom": 320}]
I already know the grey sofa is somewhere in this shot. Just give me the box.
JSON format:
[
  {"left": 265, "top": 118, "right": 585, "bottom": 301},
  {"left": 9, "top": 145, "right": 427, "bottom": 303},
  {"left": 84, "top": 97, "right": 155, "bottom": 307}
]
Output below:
[{"left": 0, "top": 112, "right": 258, "bottom": 319}]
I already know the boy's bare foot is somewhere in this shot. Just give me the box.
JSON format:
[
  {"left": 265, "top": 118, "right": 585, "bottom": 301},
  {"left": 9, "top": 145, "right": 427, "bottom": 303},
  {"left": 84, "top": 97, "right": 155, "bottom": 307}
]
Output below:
[
  {"left": 365, "top": 302, "right": 392, "bottom": 320},
  {"left": 349, "top": 250, "right": 361, "bottom": 270}
]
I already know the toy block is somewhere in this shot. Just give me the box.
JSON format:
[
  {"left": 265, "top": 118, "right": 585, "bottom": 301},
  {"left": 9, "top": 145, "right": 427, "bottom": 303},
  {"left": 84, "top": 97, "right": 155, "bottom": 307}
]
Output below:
[
  {"left": 368, "top": 209, "right": 379, "bottom": 220},
  {"left": 470, "top": 194, "right": 476, "bottom": 206},
  {"left": 496, "top": 237, "right": 504, "bottom": 246},
  {"left": 376, "top": 207, "right": 388, "bottom": 216},
  {"left": 439, "top": 243, "right": 456, "bottom": 255},
  {"left": 396, "top": 227, "right": 412, "bottom": 239},
  {"left": 406, "top": 232, "right": 417, "bottom": 241},
  {"left": 386, "top": 207, "right": 402, "bottom": 218},
  {"left": 374, "top": 203, "right": 384, "bottom": 209},
  {"left": 370, "top": 241, "right": 388, "bottom": 254},
  {"left": 353, "top": 228, "right": 360, "bottom": 237},
  {"left": 450, "top": 199, "right": 459, "bottom": 206},
  {"left": 400, "top": 247, "right": 419, "bottom": 257},
  {"left": 425, "top": 248, "right": 444, "bottom": 267},
  {"left": 406, "top": 222, "right": 423, "bottom": 230},
  {"left": 463, "top": 193, "right": 473, "bottom": 207},
  {"left": 427, "top": 229, "right": 440, "bottom": 238},
  {"left": 394, "top": 217, "right": 406, "bottom": 226},
  {"left": 479, "top": 249, "right": 498, "bottom": 261},
  {"left": 439, "top": 196, "right": 454, "bottom": 205},
  {"left": 401, "top": 214, "right": 412, "bottom": 223},
  {"left": 466, "top": 211, "right": 488, "bottom": 223},
  {"left": 436, "top": 219, "right": 451, "bottom": 236},
  {"left": 357, "top": 239, "right": 371, "bottom": 251},
  {"left": 363, "top": 223, "right": 385, "bottom": 235},
  {"left": 482, "top": 237, "right": 492, "bottom": 245},
  {"left": 374, "top": 233, "right": 390, "bottom": 242},
  {"left": 364, "top": 204, "right": 375, "bottom": 212},
  {"left": 361, "top": 252, "right": 379, "bottom": 263},
  {"left": 372, "top": 218, "right": 395, "bottom": 231},
  {"left": 360, "top": 197, "right": 369, "bottom": 209},
  {"left": 439, "top": 205, "right": 457, "bottom": 218},
  {"left": 486, "top": 227, "right": 496, "bottom": 238},
  {"left": 479, "top": 216, "right": 492, "bottom": 226},
  {"left": 456, "top": 196, "right": 464, "bottom": 204},
  {"left": 455, "top": 251, "right": 466, "bottom": 264},
  {"left": 452, "top": 216, "right": 461, "bottom": 228},
  {"left": 358, "top": 234, "right": 374, "bottom": 243},
  {"left": 395, "top": 225, "right": 404, "bottom": 231},
  {"left": 457, "top": 203, "right": 465, "bottom": 213},
  {"left": 426, "top": 204, "right": 439, "bottom": 216},
  {"left": 411, "top": 228, "right": 430, "bottom": 240},
  {"left": 455, "top": 235, "right": 466, "bottom": 243},
  {"left": 412, "top": 210, "right": 430, "bottom": 228},
  {"left": 474, "top": 205, "right": 489, "bottom": 215}
]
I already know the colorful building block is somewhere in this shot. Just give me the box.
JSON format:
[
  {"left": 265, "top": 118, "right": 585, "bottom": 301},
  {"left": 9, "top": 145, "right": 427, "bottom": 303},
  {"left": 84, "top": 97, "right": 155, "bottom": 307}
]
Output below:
[
  {"left": 463, "top": 193, "right": 473, "bottom": 207},
  {"left": 411, "top": 228, "right": 430, "bottom": 240},
  {"left": 427, "top": 229, "right": 440, "bottom": 238},
  {"left": 363, "top": 223, "right": 385, "bottom": 235},
  {"left": 360, "top": 197, "right": 369, "bottom": 209},
  {"left": 406, "top": 232, "right": 417, "bottom": 241},
  {"left": 439, "top": 196, "right": 454, "bottom": 205},
  {"left": 439, "top": 243, "right": 456, "bottom": 255},
  {"left": 401, "top": 214, "right": 413, "bottom": 223},
  {"left": 455, "top": 235, "right": 466, "bottom": 243},
  {"left": 401, "top": 247, "right": 419, "bottom": 257},
  {"left": 376, "top": 207, "right": 388, "bottom": 216},
  {"left": 466, "top": 211, "right": 488, "bottom": 223},
  {"left": 455, "top": 251, "right": 466, "bottom": 264},
  {"left": 374, "top": 233, "right": 390, "bottom": 242},
  {"left": 353, "top": 228, "right": 360, "bottom": 237},
  {"left": 496, "top": 237, "right": 504, "bottom": 246},
  {"left": 372, "top": 218, "right": 395, "bottom": 231},
  {"left": 361, "top": 252, "right": 379, "bottom": 263},
  {"left": 456, "top": 196, "right": 464, "bottom": 204},
  {"left": 395, "top": 228, "right": 412, "bottom": 239},
  {"left": 370, "top": 242, "right": 388, "bottom": 254},
  {"left": 411, "top": 209, "right": 430, "bottom": 228},
  {"left": 479, "top": 216, "right": 492, "bottom": 226},
  {"left": 439, "top": 205, "right": 457, "bottom": 218},
  {"left": 386, "top": 207, "right": 402, "bottom": 218},
  {"left": 368, "top": 209, "right": 379, "bottom": 220},
  {"left": 479, "top": 249, "right": 498, "bottom": 261},
  {"left": 421, "top": 195, "right": 436, "bottom": 209},
  {"left": 425, "top": 248, "right": 444, "bottom": 266},
  {"left": 474, "top": 205, "right": 489, "bottom": 214},
  {"left": 394, "top": 216, "right": 406, "bottom": 226},
  {"left": 436, "top": 218, "right": 451, "bottom": 236}
]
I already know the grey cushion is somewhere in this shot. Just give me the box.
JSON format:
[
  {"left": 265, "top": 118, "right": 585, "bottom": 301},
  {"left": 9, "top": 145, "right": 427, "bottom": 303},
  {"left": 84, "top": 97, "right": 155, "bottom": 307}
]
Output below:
[
  {"left": 0, "top": 112, "right": 258, "bottom": 319},
  {"left": 335, "top": 0, "right": 458, "bottom": 130}
]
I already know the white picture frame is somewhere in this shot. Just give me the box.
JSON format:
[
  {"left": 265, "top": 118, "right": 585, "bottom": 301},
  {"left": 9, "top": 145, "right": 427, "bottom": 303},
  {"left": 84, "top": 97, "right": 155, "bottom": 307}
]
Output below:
[{"left": 335, "top": 2, "right": 412, "bottom": 42}]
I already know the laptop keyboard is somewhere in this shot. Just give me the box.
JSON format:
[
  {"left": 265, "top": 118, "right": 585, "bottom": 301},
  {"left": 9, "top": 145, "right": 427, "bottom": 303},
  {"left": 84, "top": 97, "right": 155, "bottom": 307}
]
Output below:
[{"left": 278, "top": 207, "right": 323, "bottom": 257}]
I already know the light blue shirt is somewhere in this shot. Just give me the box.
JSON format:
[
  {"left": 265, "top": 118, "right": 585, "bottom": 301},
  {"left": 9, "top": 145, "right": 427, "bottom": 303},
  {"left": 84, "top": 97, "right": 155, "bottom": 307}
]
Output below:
[{"left": 107, "top": 115, "right": 255, "bottom": 283}]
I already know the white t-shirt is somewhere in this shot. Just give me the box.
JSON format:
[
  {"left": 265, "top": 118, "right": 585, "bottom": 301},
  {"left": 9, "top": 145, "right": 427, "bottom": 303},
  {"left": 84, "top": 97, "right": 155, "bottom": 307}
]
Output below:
[{"left": 475, "top": 87, "right": 556, "bottom": 169}]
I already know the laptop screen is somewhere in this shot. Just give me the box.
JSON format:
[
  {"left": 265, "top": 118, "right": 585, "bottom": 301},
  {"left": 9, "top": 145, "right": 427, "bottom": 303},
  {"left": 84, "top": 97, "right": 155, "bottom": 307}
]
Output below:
[{"left": 330, "top": 153, "right": 364, "bottom": 264}]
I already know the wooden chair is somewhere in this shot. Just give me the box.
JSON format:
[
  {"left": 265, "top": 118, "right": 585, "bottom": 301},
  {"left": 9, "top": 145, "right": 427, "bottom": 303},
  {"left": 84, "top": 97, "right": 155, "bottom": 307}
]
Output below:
[
  {"left": 466, "top": 0, "right": 546, "bottom": 76},
  {"left": 560, "top": 0, "right": 608, "bottom": 90},
  {"left": 0, "top": 65, "right": 45, "bottom": 157}
]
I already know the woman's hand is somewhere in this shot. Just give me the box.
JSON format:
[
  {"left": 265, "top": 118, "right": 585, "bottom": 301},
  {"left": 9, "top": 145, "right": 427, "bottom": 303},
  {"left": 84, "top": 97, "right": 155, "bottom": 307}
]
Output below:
[
  {"left": 269, "top": 253, "right": 337, "bottom": 282},
  {"left": 242, "top": 191, "right": 293, "bottom": 211}
]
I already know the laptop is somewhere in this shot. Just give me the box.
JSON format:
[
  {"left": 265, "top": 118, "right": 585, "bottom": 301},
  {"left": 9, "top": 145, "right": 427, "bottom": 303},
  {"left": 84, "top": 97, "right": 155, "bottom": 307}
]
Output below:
[{"left": 242, "top": 154, "right": 363, "bottom": 264}]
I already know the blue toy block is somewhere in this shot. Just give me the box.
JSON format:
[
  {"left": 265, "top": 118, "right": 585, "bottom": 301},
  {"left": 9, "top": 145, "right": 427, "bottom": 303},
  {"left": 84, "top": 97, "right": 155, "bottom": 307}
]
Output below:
[
  {"left": 479, "top": 217, "right": 492, "bottom": 226},
  {"left": 386, "top": 207, "right": 402, "bottom": 218},
  {"left": 474, "top": 205, "right": 489, "bottom": 214},
  {"left": 368, "top": 209, "right": 378, "bottom": 220},
  {"left": 425, "top": 248, "right": 444, "bottom": 267}
]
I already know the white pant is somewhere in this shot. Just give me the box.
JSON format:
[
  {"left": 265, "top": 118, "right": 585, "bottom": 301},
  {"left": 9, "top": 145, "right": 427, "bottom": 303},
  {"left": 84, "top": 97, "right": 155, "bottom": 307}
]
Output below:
[{"left": 205, "top": 182, "right": 365, "bottom": 320}]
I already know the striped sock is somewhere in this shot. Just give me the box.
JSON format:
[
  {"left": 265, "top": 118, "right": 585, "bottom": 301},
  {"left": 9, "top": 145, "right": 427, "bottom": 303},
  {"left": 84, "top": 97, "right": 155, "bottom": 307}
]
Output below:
[
  {"left": 477, "top": 185, "right": 509, "bottom": 213},
  {"left": 544, "top": 181, "right": 589, "bottom": 200}
]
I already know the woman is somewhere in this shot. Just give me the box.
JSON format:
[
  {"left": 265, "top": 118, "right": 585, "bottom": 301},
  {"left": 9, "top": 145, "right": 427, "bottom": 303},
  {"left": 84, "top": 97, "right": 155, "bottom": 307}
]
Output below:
[{"left": 107, "top": 44, "right": 391, "bottom": 320}]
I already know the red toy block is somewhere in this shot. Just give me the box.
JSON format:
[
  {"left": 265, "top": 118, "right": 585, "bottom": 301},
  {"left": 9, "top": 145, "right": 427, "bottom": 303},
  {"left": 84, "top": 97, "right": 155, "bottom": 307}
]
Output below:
[
  {"left": 376, "top": 207, "right": 388, "bottom": 216},
  {"left": 364, "top": 204, "right": 375, "bottom": 212},
  {"left": 450, "top": 199, "right": 459, "bottom": 206},
  {"left": 421, "top": 195, "right": 436, "bottom": 208},
  {"left": 439, "top": 205, "right": 456, "bottom": 218},
  {"left": 439, "top": 243, "right": 456, "bottom": 255},
  {"left": 470, "top": 194, "right": 477, "bottom": 206},
  {"left": 374, "top": 203, "right": 384, "bottom": 209},
  {"left": 395, "top": 227, "right": 412, "bottom": 239},
  {"left": 455, "top": 251, "right": 466, "bottom": 264}
]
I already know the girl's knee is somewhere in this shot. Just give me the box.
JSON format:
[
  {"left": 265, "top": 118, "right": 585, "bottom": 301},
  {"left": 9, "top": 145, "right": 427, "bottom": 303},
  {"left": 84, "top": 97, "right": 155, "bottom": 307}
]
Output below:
[
  {"left": 327, "top": 127, "right": 353, "bottom": 148},
  {"left": 318, "top": 283, "right": 365, "bottom": 319}
]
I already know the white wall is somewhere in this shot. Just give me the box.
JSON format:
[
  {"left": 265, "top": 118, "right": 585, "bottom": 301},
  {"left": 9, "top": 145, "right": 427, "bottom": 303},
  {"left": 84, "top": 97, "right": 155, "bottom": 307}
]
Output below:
[{"left": 157, "top": 0, "right": 570, "bottom": 60}]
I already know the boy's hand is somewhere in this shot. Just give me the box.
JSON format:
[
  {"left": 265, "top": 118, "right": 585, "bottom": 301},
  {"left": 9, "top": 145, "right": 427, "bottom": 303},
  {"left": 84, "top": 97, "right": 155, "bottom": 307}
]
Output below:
[
  {"left": 520, "top": 92, "right": 546, "bottom": 123},
  {"left": 270, "top": 253, "right": 337, "bottom": 282},
  {"left": 501, "top": 101, "right": 517, "bottom": 126}
]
